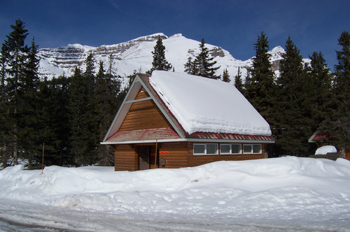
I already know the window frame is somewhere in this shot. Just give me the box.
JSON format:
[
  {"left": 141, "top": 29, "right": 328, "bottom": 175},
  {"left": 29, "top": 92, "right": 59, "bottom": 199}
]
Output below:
[
  {"left": 220, "top": 144, "right": 232, "bottom": 154},
  {"left": 243, "top": 144, "right": 262, "bottom": 154},
  {"left": 220, "top": 144, "right": 242, "bottom": 155},
  {"left": 231, "top": 144, "right": 242, "bottom": 154},
  {"left": 193, "top": 143, "right": 218, "bottom": 155}
]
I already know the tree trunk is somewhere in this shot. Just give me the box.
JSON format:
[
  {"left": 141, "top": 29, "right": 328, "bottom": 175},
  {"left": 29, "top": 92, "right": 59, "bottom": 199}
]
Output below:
[{"left": 340, "top": 147, "right": 346, "bottom": 159}]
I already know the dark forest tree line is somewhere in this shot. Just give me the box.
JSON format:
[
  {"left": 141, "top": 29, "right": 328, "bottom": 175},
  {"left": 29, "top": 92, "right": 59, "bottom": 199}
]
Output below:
[
  {"left": 0, "top": 20, "right": 125, "bottom": 168},
  {"left": 243, "top": 31, "right": 350, "bottom": 157}
]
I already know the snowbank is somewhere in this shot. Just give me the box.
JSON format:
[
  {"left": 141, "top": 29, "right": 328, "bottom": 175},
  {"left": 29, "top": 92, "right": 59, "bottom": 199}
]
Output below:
[
  {"left": 150, "top": 71, "right": 272, "bottom": 135},
  {"left": 1, "top": 156, "right": 350, "bottom": 220}
]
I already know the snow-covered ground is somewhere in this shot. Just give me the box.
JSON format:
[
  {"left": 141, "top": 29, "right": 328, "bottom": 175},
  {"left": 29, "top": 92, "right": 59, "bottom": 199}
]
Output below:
[{"left": 1, "top": 156, "right": 350, "bottom": 231}]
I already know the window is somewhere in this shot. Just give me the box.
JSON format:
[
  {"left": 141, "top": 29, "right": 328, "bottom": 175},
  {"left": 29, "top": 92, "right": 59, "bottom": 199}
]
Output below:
[
  {"left": 220, "top": 144, "right": 242, "bottom": 155},
  {"left": 243, "top": 144, "right": 262, "bottom": 154},
  {"left": 207, "top": 144, "right": 218, "bottom": 154},
  {"left": 220, "top": 144, "right": 231, "bottom": 154},
  {"left": 231, "top": 144, "right": 242, "bottom": 154},
  {"left": 193, "top": 144, "right": 205, "bottom": 155},
  {"left": 193, "top": 144, "right": 218, "bottom": 155},
  {"left": 253, "top": 144, "right": 261, "bottom": 153}
]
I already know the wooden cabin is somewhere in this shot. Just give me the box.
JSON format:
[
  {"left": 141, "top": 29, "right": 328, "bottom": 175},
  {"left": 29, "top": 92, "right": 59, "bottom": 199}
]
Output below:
[
  {"left": 308, "top": 131, "right": 350, "bottom": 160},
  {"left": 102, "top": 71, "right": 275, "bottom": 171}
]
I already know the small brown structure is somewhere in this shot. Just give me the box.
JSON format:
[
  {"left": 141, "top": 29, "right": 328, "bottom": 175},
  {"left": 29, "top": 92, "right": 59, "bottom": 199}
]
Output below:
[
  {"left": 308, "top": 131, "right": 350, "bottom": 160},
  {"left": 102, "top": 71, "right": 274, "bottom": 171}
]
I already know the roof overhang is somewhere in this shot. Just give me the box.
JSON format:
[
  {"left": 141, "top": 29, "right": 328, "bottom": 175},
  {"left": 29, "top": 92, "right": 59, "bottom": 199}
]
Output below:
[
  {"left": 102, "top": 138, "right": 275, "bottom": 145},
  {"left": 308, "top": 130, "right": 329, "bottom": 143}
]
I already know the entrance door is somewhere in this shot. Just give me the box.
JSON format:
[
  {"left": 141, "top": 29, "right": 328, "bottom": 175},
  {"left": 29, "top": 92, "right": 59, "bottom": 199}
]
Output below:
[{"left": 138, "top": 146, "right": 150, "bottom": 170}]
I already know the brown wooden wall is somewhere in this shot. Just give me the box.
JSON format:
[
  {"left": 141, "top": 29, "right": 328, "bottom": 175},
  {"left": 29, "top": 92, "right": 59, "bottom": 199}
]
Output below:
[
  {"left": 346, "top": 146, "right": 350, "bottom": 161},
  {"left": 113, "top": 142, "right": 266, "bottom": 171},
  {"left": 187, "top": 142, "right": 265, "bottom": 167},
  {"left": 158, "top": 142, "right": 189, "bottom": 168},
  {"left": 113, "top": 88, "right": 266, "bottom": 171},
  {"left": 114, "top": 144, "right": 138, "bottom": 171},
  {"left": 135, "top": 89, "right": 149, "bottom": 100},
  {"left": 119, "top": 99, "right": 171, "bottom": 131}
]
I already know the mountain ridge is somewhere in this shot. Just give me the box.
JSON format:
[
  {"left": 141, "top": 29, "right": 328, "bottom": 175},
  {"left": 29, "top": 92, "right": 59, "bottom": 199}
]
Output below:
[{"left": 37, "top": 33, "right": 301, "bottom": 88}]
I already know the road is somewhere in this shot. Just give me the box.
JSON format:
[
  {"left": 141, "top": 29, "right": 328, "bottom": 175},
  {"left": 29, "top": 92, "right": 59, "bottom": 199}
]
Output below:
[{"left": 0, "top": 198, "right": 342, "bottom": 232}]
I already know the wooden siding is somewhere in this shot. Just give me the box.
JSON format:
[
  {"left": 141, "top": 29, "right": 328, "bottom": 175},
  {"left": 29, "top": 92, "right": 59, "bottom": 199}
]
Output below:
[
  {"left": 135, "top": 89, "right": 150, "bottom": 100},
  {"left": 114, "top": 142, "right": 266, "bottom": 171},
  {"left": 346, "top": 146, "right": 350, "bottom": 161},
  {"left": 114, "top": 144, "right": 138, "bottom": 171},
  {"left": 119, "top": 99, "right": 171, "bottom": 131},
  {"left": 158, "top": 143, "right": 189, "bottom": 168}
]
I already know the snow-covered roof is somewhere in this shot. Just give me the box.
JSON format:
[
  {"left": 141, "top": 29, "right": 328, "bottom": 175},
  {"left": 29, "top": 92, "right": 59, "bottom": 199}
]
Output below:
[
  {"left": 315, "top": 145, "right": 337, "bottom": 155},
  {"left": 150, "top": 71, "right": 272, "bottom": 136}
]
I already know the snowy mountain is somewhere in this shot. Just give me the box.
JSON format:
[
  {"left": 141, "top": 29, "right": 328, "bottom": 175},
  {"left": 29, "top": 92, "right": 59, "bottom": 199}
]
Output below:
[{"left": 37, "top": 33, "right": 297, "bottom": 88}]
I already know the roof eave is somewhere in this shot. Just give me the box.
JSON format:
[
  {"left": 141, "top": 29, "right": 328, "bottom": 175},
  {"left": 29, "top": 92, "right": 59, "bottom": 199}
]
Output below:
[{"left": 101, "top": 138, "right": 275, "bottom": 145}]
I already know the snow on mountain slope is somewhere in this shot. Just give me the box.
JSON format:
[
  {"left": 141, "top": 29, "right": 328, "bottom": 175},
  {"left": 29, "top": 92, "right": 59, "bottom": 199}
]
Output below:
[{"left": 37, "top": 33, "right": 287, "bottom": 88}]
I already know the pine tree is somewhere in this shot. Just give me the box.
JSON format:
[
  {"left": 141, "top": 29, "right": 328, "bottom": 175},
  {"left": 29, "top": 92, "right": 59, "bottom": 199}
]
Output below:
[
  {"left": 149, "top": 36, "right": 172, "bottom": 73},
  {"left": 95, "top": 61, "right": 120, "bottom": 165},
  {"left": 234, "top": 67, "right": 244, "bottom": 94},
  {"left": 68, "top": 64, "right": 98, "bottom": 165},
  {"left": 275, "top": 36, "right": 313, "bottom": 156},
  {"left": 39, "top": 75, "right": 71, "bottom": 166},
  {"left": 0, "top": 44, "right": 9, "bottom": 166},
  {"left": 16, "top": 38, "right": 41, "bottom": 169},
  {"left": 194, "top": 38, "right": 220, "bottom": 79},
  {"left": 222, "top": 69, "right": 231, "bottom": 82},
  {"left": 319, "top": 31, "right": 350, "bottom": 153},
  {"left": 184, "top": 57, "right": 197, "bottom": 75},
  {"left": 308, "top": 51, "right": 332, "bottom": 133},
  {"left": 245, "top": 32, "right": 276, "bottom": 125},
  {"left": 107, "top": 53, "right": 115, "bottom": 76},
  {"left": 2, "top": 19, "right": 30, "bottom": 165}
]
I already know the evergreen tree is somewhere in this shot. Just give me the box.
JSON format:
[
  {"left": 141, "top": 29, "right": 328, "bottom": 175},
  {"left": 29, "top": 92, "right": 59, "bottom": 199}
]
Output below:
[
  {"left": 68, "top": 65, "right": 98, "bottom": 165},
  {"left": 234, "top": 67, "right": 245, "bottom": 94},
  {"left": 16, "top": 38, "right": 41, "bottom": 169},
  {"left": 128, "top": 70, "right": 138, "bottom": 87},
  {"left": 194, "top": 38, "right": 220, "bottom": 79},
  {"left": 2, "top": 19, "right": 30, "bottom": 165},
  {"left": 184, "top": 57, "right": 197, "bottom": 75},
  {"left": 319, "top": 31, "right": 350, "bottom": 153},
  {"left": 95, "top": 61, "right": 121, "bottom": 165},
  {"left": 39, "top": 75, "right": 71, "bottom": 166},
  {"left": 275, "top": 36, "right": 313, "bottom": 156},
  {"left": 308, "top": 51, "right": 332, "bottom": 133},
  {"left": 244, "top": 32, "right": 276, "bottom": 125},
  {"left": 0, "top": 43, "right": 9, "bottom": 166},
  {"left": 149, "top": 36, "right": 172, "bottom": 73},
  {"left": 107, "top": 53, "right": 115, "bottom": 76},
  {"left": 222, "top": 69, "right": 231, "bottom": 82}
]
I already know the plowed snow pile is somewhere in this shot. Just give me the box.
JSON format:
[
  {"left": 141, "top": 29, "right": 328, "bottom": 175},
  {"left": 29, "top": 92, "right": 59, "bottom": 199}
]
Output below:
[{"left": 1, "top": 156, "right": 350, "bottom": 231}]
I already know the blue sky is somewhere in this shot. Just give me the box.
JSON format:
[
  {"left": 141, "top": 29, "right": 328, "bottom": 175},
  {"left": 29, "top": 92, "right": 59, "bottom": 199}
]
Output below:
[{"left": 0, "top": 0, "right": 349, "bottom": 69}]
